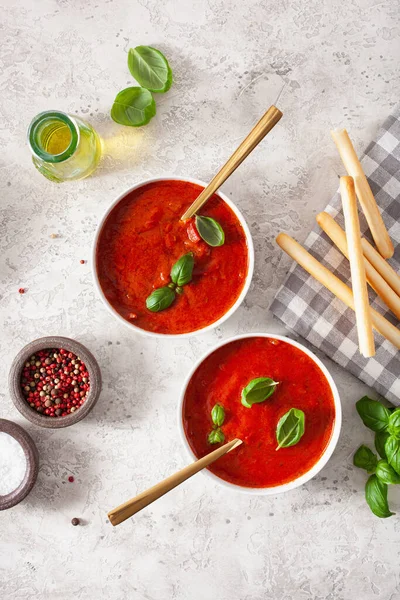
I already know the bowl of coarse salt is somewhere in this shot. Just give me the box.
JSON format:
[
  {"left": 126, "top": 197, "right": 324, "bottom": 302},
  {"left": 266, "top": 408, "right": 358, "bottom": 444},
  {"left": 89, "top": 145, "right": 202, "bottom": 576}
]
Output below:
[{"left": 0, "top": 419, "right": 39, "bottom": 510}]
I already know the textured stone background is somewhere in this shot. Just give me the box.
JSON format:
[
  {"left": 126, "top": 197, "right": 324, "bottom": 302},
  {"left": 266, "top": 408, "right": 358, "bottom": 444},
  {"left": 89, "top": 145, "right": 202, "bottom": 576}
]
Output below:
[{"left": 1, "top": 0, "right": 400, "bottom": 598}]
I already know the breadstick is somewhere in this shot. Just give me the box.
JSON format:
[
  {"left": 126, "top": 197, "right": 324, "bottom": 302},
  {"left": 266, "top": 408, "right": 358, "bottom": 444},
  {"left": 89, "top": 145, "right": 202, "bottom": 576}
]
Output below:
[
  {"left": 361, "top": 238, "right": 400, "bottom": 298},
  {"left": 331, "top": 128, "right": 394, "bottom": 259},
  {"left": 276, "top": 233, "right": 400, "bottom": 350},
  {"left": 316, "top": 212, "right": 400, "bottom": 320},
  {"left": 340, "top": 177, "right": 375, "bottom": 357}
]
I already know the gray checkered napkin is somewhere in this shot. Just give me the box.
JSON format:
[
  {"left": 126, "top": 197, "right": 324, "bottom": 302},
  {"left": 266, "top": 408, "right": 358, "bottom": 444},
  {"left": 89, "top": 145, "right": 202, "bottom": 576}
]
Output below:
[{"left": 270, "top": 106, "right": 400, "bottom": 405}]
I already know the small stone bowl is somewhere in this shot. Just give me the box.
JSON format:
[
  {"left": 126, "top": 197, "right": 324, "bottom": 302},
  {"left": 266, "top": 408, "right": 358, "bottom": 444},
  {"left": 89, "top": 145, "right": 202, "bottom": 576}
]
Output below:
[
  {"left": 9, "top": 336, "right": 102, "bottom": 429},
  {"left": 0, "top": 418, "right": 39, "bottom": 510}
]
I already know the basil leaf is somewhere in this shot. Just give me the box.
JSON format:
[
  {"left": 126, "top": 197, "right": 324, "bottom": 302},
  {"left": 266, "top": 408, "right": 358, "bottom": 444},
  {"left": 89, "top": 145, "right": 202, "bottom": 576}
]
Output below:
[
  {"left": 241, "top": 377, "right": 279, "bottom": 408},
  {"left": 276, "top": 408, "right": 305, "bottom": 450},
  {"left": 128, "top": 46, "right": 172, "bottom": 93},
  {"left": 211, "top": 404, "right": 225, "bottom": 427},
  {"left": 111, "top": 87, "right": 156, "bottom": 127},
  {"left": 365, "top": 475, "right": 394, "bottom": 518},
  {"left": 388, "top": 408, "right": 400, "bottom": 439},
  {"left": 241, "top": 396, "right": 252, "bottom": 409},
  {"left": 195, "top": 215, "right": 225, "bottom": 247},
  {"left": 208, "top": 428, "right": 225, "bottom": 444},
  {"left": 375, "top": 431, "right": 390, "bottom": 460},
  {"left": 356, "top": 396, "right": 391, "bottom": 432},
  {"left": 376, "top": 460, "right": 400, "bottom": 485},
  {"left": 353, "top": 445, "right": 378, "bottom": 473},
  {"left": 145, "top": 286, "right": 175, "bottom": 312},
  {"left": 170, "top": 253, "right": 194, "bottom": 287},
  {"left": 385, "top": 435, "right": 400, "bottom": 474}
]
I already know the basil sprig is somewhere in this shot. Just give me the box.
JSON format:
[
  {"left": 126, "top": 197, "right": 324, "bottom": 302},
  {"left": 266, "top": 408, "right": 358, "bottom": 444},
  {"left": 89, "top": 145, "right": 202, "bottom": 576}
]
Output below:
[
  {"left": 241, "top": 377, "right": 278, "bottom": 408},
  {"left": 146, "top": 252, "right": 194, "bottom": 312},
  {"left": 354, "top": 395, "right": 400, "bottom": 518},
  {"left": 128, "top": 46, "right": 172, "bottom": 93},
  {"left": 365, "top": 475, "right": 394, "bottom": 518},
  {"left": 276, "top": 408, "right": 305, "bottom": 450},
  {"left": 111, "top": 87, "right": 156, "bottom": 127},
  {"left": 195, "top": 215, "right": 225, "bottom": 247},
  {"left": 208, "top": 404, "right": 226, "bottom": 444}
]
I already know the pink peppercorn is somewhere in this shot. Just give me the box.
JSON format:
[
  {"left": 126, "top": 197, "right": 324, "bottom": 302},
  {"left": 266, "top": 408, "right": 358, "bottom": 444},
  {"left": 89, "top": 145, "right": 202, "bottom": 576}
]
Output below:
[
  {"left": 20, "top": 348, "right": 90, "bottom": 418},
  {"left": 68, "top": 476, "right": 74, "bottom": 483}
]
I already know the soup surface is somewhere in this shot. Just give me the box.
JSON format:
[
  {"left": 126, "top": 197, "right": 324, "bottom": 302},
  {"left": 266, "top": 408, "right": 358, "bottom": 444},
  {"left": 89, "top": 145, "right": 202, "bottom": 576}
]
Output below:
[
  {"left": 183, "top": 337, "right": 336, "bottom": 488},
  {"left": 96, "top": 180, "right": 249, "bottom": 334}
]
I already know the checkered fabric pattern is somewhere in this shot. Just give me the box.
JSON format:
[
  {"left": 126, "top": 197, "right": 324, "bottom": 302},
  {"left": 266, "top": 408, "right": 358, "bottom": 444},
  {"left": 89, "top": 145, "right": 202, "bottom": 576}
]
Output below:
[{"left": 270, "top": 106, "right": 400, "bottom": 405}]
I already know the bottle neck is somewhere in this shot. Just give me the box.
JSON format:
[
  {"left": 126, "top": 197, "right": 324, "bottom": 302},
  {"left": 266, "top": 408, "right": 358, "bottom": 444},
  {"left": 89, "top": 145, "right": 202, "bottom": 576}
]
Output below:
[{"left": 28, "top": 111, "right": 79, "bottom": 163}]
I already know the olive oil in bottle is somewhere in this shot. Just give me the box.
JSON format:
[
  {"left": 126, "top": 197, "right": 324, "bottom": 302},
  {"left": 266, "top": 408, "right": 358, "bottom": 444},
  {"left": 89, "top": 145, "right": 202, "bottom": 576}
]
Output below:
[{"left": 28, "top": 111, "right": 102, "bottom": 182}]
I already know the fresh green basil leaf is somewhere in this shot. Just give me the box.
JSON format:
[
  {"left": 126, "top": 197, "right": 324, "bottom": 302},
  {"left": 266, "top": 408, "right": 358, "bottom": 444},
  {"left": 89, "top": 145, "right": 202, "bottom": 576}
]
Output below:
[
  {"left": 276, "top": 408, "right": 305, "bottom": 450},
  {"left": 128, "top": 46, "right": 172, "bottom": 93},
  {"left": 170, "top": 252, "right": 194, "bottom": 287},
  {"left": 241, "top": 377, "right": 279, "bottom": 408},
  {"left": 195, "top": 215, "right": 225, "bottom": 247},
  {"left": 211, "top": 404, "right": 225, "bottom": 427},
  {"left": 375, "top": 431, "right": 390, "bottom": 460},
  {"left": 145, "top": 286, "right": 175, "bottom": 312},
  {"left": 241, "top": 396, "right": 252, "bottom": 409},
  {"left": 376, "top": 460, "right": 400, "bottom": 485},
  {"left": 356, "top": 396, "right": 391, "bottom": 432},
  {"left": 208, "top": 428, "right": 225, "bottom": 444},
  {"left": 365, "top": 475, "right": 394, "bottom": 518},
  {"left": 388, "top": 408, "right": 400, "bottom": 439},
  {"left": 353, "top": 445, "right": 378, "bottom": 473},
  {"left": 385, "top": 435, "right": 400, "bottom": 475},
  {"left": 111, "top": 87, "right": 156, "bottom": 127}
]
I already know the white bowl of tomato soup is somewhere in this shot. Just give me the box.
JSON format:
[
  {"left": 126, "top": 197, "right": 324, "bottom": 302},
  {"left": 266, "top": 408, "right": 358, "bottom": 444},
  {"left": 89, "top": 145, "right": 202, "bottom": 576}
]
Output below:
[
  {"left": 179, "top": 334, "right": 341, "bottom": 494},
  {"left": 93, "top": 177, "right": 254, "bottom": 338}
]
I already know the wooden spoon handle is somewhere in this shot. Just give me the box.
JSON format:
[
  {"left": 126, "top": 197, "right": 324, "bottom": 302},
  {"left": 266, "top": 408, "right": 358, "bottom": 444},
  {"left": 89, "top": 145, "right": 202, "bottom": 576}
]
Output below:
[
  {"left": 181, "top": 105, "right": 282, "bottom": 220},
  {"left": 107, "top": 438, "right": 242, "bottom": 526}
]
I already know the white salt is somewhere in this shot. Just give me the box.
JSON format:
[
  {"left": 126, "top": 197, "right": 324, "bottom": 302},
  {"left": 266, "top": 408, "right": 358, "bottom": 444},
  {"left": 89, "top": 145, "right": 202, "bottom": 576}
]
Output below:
[{"left": 0, "top": 432, "right": 27, "bottom": 495}]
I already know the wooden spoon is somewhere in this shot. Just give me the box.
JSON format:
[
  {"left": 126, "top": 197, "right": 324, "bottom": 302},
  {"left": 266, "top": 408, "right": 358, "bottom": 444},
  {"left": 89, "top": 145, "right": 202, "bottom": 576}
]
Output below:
[
  {"left": 108, "top": 438, "right": 242, "bottom": 526},
  {"left": 180, "top": 105, "right": 282, "bottom": 221}
]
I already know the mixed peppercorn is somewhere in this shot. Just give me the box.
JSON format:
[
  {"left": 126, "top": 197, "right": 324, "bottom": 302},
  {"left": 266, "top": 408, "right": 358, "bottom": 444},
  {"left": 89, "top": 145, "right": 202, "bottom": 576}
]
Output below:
[{"left": 20, "top": 348, "right": 90, "bottom": 417}]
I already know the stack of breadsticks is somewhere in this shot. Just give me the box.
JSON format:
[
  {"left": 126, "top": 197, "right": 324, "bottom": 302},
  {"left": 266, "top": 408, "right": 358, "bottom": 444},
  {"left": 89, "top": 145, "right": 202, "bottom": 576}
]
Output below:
[{"left": 277, "top": 129, "right": 400, "bottom": 356}]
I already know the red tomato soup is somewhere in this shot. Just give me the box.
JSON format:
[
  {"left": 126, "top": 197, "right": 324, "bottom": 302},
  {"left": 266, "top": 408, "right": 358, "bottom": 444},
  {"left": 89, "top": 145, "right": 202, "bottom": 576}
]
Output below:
[
  {"left": 96, "top": 180, "right": 249, "bottom": 334},
  {"left": 183, "top": 337, "right": 336, "bottom": 488}
]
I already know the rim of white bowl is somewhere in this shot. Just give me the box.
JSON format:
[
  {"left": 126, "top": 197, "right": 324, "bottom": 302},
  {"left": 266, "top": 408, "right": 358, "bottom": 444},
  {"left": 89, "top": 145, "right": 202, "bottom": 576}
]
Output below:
[
  {"left": 178, "top": 333, "right": 342, "bottom": 495},
  {"left": 92, "top": 176, "right": 255, "bottom": 339}
]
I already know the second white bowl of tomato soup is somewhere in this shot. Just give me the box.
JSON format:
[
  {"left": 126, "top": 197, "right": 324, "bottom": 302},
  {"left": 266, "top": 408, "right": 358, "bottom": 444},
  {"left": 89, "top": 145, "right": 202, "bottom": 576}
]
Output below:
[
  {"left": 93, "top": 177, "right": 254, "bottom": 337},
  {"left": 179, "top": 334, "right": 341, "bottom": 494}
]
